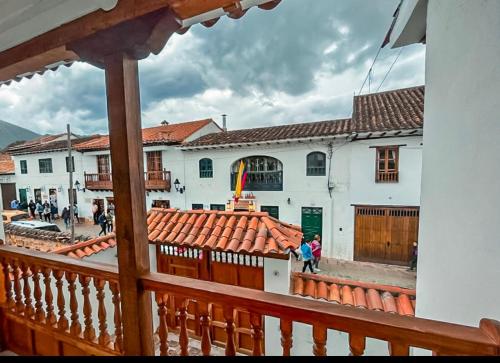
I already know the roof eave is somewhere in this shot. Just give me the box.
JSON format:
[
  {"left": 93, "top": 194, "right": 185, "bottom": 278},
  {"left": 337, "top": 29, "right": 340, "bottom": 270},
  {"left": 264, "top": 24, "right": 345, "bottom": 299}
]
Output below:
[
  {"left": 179, "top": 133, "right": 354, "bottom": 151},
  {"left": 387, "top": 0, "right": 428, "bottom": 49}
]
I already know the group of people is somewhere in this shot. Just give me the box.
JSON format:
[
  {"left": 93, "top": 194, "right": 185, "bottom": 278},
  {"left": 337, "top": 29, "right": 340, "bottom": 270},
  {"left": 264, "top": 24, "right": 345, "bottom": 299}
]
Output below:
[
  {"left": 25, "top": 199, "right": 80, "bottom": 227},
  {"left": 291, "top": 234, "right": 322, "bottom": 274},
  {"left": 97, "top": 209, "right": 114, "bottom": 236}
]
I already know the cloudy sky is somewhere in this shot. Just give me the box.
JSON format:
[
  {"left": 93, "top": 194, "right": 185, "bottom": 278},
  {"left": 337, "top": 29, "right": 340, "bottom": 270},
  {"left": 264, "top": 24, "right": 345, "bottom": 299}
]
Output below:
[{"left": 0, "top": 0, "right": 425, "bottom": 136}]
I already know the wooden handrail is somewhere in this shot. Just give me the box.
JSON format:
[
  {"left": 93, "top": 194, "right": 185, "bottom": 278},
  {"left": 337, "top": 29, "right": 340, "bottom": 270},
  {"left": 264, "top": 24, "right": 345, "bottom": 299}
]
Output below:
[
  {"left": 141, "top": 271, "right": 499, "bottom": 355},
  {"left": 0, "top": 246, "right": 498, "bottom": 356},
  {"left": 0, "top": 246, "right": 119, "bottom": 282}
]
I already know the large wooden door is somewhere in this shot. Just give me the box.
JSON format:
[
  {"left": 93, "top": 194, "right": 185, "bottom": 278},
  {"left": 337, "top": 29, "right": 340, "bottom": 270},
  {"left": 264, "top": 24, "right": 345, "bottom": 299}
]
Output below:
[
  {"left": 1, "top": 183, "right": 16, "bottom": 209},
  {"left": 301, "top": 207, "right": 323, "bottom": 242},
  {"left": 354, "top": 206, "right": 419, "bottom": 265}
]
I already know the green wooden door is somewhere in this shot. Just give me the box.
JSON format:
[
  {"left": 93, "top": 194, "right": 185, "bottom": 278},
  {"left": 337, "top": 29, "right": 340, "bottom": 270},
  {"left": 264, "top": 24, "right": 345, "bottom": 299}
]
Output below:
[
  {"left": 301, "top": 207, "right": 323, "bottom": 242},
  {"left": 18, "top": 189, "right": 28, "bottom": 208},
  {"left": 261, "top": 206, "right": 279, "bottom": 219}
]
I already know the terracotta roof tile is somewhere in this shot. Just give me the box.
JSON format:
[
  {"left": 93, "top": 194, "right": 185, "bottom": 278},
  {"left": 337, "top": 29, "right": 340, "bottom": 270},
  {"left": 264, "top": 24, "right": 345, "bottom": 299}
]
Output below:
[
  {"left": 0, "top": 153, "right": 14, "bottom": 174},
  {"left": 54, "top": 234, "right": 116, "bottom": 259},
  {"left": 183, "top": 119, "right": 352, "bottom": 147},
  {"left": 292, "top": 273, "right": 416, "bottom": 317},
  {"left": 5, "top": 134, "right": 103, "bottom": 155},
  {"left": 352, "top": 85, "right": 424, "bottom": 133},
  {"left": 75, "top": 119, "right": 216, "bottom": 151},
  {"left": 148, "top": 208, "right": 302, "bottom": 258},
  {"left": 183, "top": 86, "right": 424, "bottom": 148}
]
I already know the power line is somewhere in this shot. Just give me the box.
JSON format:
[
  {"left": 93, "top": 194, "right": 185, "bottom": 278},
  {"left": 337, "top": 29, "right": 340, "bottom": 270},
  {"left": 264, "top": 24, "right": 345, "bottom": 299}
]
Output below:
[
  {"left": 376, "top": 48, "right": 404, "bottom": 92},
  {"left": 358, "top": 45, "right": 382, "bottom": 95}
]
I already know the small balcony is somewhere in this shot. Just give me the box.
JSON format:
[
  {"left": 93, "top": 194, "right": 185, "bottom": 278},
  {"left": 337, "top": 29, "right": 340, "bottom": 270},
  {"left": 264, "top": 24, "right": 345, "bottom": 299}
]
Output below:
[
  {"left": 85, "top": 171, "right": 171, "bottom": 192},
  {"left": 144, "top": 171, "right": 171, "bottom": 192}
]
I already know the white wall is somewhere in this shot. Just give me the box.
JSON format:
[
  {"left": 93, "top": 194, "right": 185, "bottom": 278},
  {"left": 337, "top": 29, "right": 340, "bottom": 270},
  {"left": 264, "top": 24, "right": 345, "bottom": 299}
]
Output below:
[
  {"left": 12, "top": 150, "right": 86, "bottom": 212},
  {"left": 416, "top": 0, "right": 500, "bottom": 326}
]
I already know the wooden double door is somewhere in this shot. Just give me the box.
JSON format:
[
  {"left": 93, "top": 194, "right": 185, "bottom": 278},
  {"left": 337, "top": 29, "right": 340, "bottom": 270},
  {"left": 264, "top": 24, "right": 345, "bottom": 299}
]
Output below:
[{"left": 354, "top": 206, "right": 419, "bottom": 266}]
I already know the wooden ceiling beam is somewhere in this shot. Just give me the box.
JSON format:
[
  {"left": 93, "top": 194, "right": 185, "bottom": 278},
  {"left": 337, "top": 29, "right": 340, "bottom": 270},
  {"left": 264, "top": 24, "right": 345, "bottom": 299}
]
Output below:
[{"left": 68, "top": 8, "right": 181, "bottom": 67}]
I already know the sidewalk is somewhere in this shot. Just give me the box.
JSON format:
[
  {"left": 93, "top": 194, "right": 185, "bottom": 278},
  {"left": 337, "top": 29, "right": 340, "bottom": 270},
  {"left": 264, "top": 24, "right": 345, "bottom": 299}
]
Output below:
[{"left": 292, "top": 257, "right": 417, "bottom": 290}]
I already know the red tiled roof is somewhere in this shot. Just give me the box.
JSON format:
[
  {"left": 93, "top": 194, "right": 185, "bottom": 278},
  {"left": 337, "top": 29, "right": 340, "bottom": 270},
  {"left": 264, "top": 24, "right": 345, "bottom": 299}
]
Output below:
[
  {"left": 0, "top": 153, "right": 14, "bottom": 174},
  {"left": 182, "top": 119, "right": 352, "bottom": 147},
  {"left": 292, "top": 272, "right": 416, "bottom": 317},
  {"left": 76, "top": 119, "right": 216, "bottom": 151},
  {"left": 352, "top": 85, "right": 424, "bottom": 133},
  {"left": 54, "top": 234, "right": 116, "bottom": 259},
  {"left": 5, "top": 134, "right": 102, "bottom": 155},
  {"left": 183, "top": 86, "right": 424, "bottom": 148},
  {"left": 147, "top": 208, "right": 303, "bottom": 258}
]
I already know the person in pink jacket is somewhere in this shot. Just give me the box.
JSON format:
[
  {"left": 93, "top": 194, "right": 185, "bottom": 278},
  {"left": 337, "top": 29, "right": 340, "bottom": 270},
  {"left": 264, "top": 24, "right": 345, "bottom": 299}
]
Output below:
[{"left": 311, "top": 234, "right": 322, "bottom": 272}]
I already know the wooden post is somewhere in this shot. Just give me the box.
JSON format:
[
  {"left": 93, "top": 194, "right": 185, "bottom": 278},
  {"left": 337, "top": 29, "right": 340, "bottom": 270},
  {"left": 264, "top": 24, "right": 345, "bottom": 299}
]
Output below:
[{"left": 104, "top": 52, "right": 154, "bottom": 356}]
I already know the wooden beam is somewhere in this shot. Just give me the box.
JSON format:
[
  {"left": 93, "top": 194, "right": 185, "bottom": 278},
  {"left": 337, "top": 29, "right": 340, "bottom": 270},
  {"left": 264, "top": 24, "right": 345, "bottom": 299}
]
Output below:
[{"left": 104, "top": 52, "right": 154, "bottom": 356}]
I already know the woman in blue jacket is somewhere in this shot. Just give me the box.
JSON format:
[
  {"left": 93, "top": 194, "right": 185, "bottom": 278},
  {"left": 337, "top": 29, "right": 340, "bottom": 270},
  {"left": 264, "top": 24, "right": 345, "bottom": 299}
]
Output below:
[{"left": 301, "top": 239, "right": 316, "bottom": 274}]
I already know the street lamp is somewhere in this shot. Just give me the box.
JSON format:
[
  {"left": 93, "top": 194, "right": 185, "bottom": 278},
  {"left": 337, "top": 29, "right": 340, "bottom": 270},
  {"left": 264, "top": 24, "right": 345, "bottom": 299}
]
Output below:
[
  {"left": 74, "top": 180, "right": 84, "bottom": 192},
  {"left": 173, "top": 178, "right": 185, "bottom": 194}
]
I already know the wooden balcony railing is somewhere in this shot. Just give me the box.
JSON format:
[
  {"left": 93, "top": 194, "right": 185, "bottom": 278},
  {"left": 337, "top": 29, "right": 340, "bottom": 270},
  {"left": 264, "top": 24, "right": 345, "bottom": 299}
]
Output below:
[
  {"left": 84, "top": 173, "right": 113, "bottom": 191},
  {"left": 376, "top": 171, "right": 399, "bottom": 183},
  {"left": 84, "top": 171, "right": 171, "bottom": 192},
  {"left": 1, "top": 246, "right": 499, "bottom": 356},
  {"left": 145, "top": 171, "right": 171, "bottom": 192}
]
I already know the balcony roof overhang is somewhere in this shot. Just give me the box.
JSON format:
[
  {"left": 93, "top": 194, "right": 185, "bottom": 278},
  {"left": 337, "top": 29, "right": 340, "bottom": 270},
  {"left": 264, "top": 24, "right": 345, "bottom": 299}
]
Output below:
[
  {"left": 383, "top": 0, "right": 427, "bottom": 49},
  {"left": 0, "top": 0, "right": 282, "bottom": 86}
]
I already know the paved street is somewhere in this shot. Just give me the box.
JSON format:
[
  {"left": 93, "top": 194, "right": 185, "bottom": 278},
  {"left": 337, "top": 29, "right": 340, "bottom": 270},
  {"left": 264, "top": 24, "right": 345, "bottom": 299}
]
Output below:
[{"left": 292, "top": 257, "right": 417, "bottom": 290}]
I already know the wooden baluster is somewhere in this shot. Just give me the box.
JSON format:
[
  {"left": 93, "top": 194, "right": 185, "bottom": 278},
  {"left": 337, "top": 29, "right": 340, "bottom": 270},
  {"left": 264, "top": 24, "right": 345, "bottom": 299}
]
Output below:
[
  {"left": 42, "top": 268, "right": 57, "bottom": 327},
  {"left": 349, "top": 334, "right": 366, "bottom": 356},
  {"left": 280, "top": 319, "right": 293, "bottom": 356},
  {"left": 156, "top": 293, "right": 169, "bottom": 356},
  {"left": 94, "top": 278, "right": 111, "bottom": 347},
  {"left": 1, "top": 259, "right": 14, "bottom": 310},
  {"left": 312, "top": 324, "right": 327, "bottom": 356},
  {"left": 54, "top": 270, "right": 68, "bottom": 331},
  {"left": 12, "top": 260, "right": 24, "bottom": 314},
  {"left": 79, "top": 275, "right": 96, "bottom": 341},
  {"left": 250, "top": 313, "right": 263, "bottom": 356},
  {"left": 21, "top": 262, "right": 35, "bottom": 319},
  {"left": 223, "top": 306, "right": 236, "bottom": 356},
  {"left": 66, "top": 272, "right": 81, "bottom": 337},
  {"left": 31, "top": 265, "right": 45, "bottom": 323},
  {"left": 199, "top": 302, "right": 211, "bottom": 356},
  {"left": 178, "top": 299, "right": 189, "bottom": 356},
  {"left": 110, "top": 282, "right": 123, "bottom": 354},
  {"left": 389, "top": 341, "right": 409, "bottom": 356}
]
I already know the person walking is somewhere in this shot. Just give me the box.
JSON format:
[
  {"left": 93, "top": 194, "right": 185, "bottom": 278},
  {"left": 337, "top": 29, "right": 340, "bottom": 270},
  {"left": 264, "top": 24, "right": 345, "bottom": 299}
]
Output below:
[
  {"left": 50, "top": 202, "right": 58, "bottom": 221},
  {"left": 61, "top": 207, "right": 70, "bottom": 229},
  {"left": 106, "top": 209, "right": 113, "bottom": 233},
  {"left": 36, "top": 201, "right": 44, "bottom": 220},
  {"left": 98, "top": 211, "right": 108, "bottom": 236},
  {"left": 92, "top": 202, "right": 99, "bottom": 225},
  {"left": 43, "top": 202, "right": 51, "bottom": 222},
  {"left": 73, "top": 203, "right": 80, "bottom": 224},
  {"left": 301, "top": 239, "right": 316, "bottom": 274},
  {"left": 311, "top": 234, "right": 322, "bottom": 272},
  {"left": 408, "top": 242, "right": 418, "bottom": 271},
  {"left": 28, "top": 200, "right": 36, "bottom": 219}
]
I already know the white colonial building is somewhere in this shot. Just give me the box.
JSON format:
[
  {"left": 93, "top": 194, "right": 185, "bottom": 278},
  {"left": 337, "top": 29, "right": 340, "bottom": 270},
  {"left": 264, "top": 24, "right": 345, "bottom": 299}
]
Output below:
[
  {"left": 181, "top": 86, "right": 424, "bottom": 264},
  {"left": 5, "top": 86, "right": 424, "bottom": 265}
]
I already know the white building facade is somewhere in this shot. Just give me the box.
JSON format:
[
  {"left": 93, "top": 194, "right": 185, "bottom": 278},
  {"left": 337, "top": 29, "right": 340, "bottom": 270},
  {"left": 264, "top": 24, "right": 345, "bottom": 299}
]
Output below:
[{"left": 6, "top": 87, "right": 424, "bottom": 265}]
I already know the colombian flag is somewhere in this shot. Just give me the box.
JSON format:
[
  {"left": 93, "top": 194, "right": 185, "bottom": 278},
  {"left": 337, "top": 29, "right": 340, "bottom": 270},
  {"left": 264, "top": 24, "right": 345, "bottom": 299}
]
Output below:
[{"left": 234, "top": 160, "right": 247, "bottom": 202}]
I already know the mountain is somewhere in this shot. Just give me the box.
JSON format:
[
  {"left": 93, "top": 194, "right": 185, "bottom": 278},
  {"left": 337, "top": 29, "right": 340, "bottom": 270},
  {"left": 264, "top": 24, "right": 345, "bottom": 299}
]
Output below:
[{"left": 0, "top": 119, "right": 40, "bottom": 149}]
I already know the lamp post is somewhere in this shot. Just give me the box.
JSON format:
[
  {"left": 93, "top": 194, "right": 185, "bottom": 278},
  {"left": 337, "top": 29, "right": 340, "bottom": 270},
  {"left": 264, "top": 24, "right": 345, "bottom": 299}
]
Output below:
[{"left": 67, "top": 124, "right": 75, "bottom": 244}]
